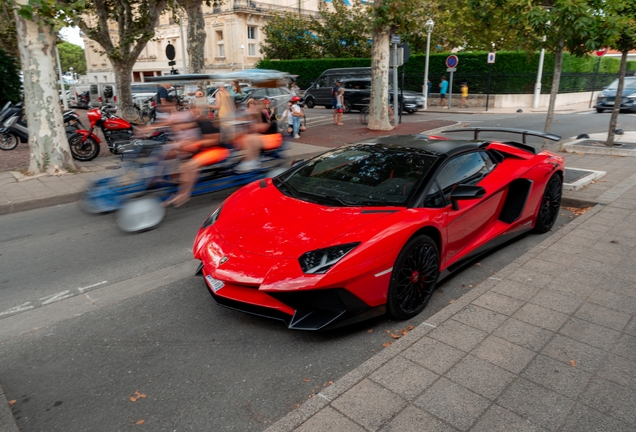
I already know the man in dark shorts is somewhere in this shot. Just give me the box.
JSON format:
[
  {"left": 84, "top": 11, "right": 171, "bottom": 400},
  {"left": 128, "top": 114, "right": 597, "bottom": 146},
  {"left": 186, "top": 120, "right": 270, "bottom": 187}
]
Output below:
[
  {"left": 439, "top": 76, "right": 449, "bottom": 108},
  {"left": 155, "top": 83, "right": 175, "bottom": 120},
  {"left": 332, "top": 79, "right": 341, "bottom": 124}
]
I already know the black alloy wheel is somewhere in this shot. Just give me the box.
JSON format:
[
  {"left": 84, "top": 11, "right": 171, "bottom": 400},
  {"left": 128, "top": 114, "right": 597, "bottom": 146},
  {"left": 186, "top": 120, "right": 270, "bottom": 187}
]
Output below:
[
  {"left": 304, "top": 97, "right": 315, "bottom": 109},
  {"left": 534, "top": 173, "right": 562, "bottom": 233},
  {"left": 0, "top": 133, "right": 19, "bottom": 150},
  {"left": 68, "top": 133, "right": 101, "bottom": 161},
  {"left": 387, "top": 234, "right": 439, "bottom": 319}
]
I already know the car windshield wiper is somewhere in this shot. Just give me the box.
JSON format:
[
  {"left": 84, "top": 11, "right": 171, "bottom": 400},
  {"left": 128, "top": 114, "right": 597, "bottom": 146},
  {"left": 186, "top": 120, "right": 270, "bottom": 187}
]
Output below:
[
  {"left": 273, "top": 177, "right": 302, "bottom": 199},
  {"left": 296, "top": 190, "right": 359, "bottom": 207}
]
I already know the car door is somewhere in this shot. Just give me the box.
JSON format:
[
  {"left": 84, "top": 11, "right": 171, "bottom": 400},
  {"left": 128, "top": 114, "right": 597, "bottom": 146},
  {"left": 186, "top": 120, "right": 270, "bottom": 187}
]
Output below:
[{"left": 425, "top": 151, "right": 506, "bottom": 267}]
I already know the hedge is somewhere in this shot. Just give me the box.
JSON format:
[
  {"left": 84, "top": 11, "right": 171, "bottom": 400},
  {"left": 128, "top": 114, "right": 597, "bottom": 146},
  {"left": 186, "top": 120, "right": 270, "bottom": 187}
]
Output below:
[{"left": 257, "top": 51, "right": 636, "bottom": 92}]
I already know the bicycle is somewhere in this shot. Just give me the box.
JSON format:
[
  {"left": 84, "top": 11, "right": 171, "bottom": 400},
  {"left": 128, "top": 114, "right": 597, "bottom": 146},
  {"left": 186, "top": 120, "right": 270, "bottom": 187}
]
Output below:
[
  {"left": 359, "top": 105, "right": 394, "bottom": 125},
  {"left": 121, "top": 98, "right": 155, "bottom": 124}
]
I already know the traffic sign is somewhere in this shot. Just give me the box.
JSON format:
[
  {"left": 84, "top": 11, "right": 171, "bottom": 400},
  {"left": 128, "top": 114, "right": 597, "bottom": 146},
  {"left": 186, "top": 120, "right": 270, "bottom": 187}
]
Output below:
[
  {"left": 400, "top": 42, "right": 411, "bottom": 64},
  {"left": 446, "top": 67, "right": 456, "bottom": 72},
  {"left": 165, "top": 43, "right": 176, "bottom": 61},
  {"left": 446, "top": 55, "right": 459, "bottom": 68},
  {"left": 487, "top": 52, "right": 496, "bottom": 64},
  {"left": 391, "top": 34, "right": 401, "bottom": 45},
  {"left": 595, "top": 47, "right": 607, "bottom": 57}
]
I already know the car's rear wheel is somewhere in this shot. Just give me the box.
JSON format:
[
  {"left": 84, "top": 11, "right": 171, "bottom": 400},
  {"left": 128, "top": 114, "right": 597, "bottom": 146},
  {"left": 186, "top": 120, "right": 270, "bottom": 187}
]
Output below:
[
  {"left": 387, "top": 234, "right": 439, "bottom": 320},
  {"left": 534, "top": 173, "right": 562, "bottom": 233},
  {"left": 343, "top": 99, "right": 352, "bottom": 113},
  {"left": 304, "top": 97, "right": 315, "bottom": 109},
  {"left": 596, "top": 108, "right": 605, "bottom": 113}
]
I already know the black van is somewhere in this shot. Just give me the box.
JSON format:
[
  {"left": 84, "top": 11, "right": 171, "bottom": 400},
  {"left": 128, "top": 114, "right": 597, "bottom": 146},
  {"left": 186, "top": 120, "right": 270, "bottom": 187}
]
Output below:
[
  {"left": 303, "top": 68, "right": 423, "bottom": 113},
  {"left": 303, "top": 67, "right": 373, "bottom": 110}
]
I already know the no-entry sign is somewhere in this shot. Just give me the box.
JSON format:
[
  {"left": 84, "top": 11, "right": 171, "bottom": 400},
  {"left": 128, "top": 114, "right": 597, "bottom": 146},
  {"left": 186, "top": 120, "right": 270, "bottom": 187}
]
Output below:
[
  {"left": 595, "top": 47, "right": 607, "bottom": 57},
  {"left": 446, "top": 55, "right": 459, "bottom": 69}
]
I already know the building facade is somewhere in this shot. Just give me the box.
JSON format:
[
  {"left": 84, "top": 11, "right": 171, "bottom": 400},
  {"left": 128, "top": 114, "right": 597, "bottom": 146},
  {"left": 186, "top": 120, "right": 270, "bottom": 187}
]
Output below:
[{"left": 83, "top": 0, "right": 324, "bottom": 83}]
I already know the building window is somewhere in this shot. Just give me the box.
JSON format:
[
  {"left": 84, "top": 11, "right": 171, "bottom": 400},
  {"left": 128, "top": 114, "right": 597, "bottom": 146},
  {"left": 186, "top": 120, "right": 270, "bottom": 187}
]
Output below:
[
  {"left": 247, "top": 26, "right": 257, "bottom": 40},
  {"left": 248, "top": 43, "right": 256, "bottom": 56},
  {"left": 216, "top": 31, "right": 224, "bottom": 57}
]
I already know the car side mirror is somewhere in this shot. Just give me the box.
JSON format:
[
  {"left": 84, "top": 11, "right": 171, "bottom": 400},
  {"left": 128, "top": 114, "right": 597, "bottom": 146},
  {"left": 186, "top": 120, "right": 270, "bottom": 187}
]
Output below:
[{"left": 450, "top": 185, "right": 486, "bottom": 210}]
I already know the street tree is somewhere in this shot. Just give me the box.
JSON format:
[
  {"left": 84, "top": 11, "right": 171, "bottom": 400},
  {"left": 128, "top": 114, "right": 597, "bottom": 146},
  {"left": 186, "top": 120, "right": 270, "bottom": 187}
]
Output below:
[
  {"left": 12, "top": 0, "right": 83, "bottom": 174},
  {"left": 0, "top": 0, "right": 17, "bottom": 55},
  {"left": 72, "top": 0, "right": 170, "bottom": 110},
  {"left": 605, "top": 2, "right": 636, "bottom": 146},
  {"left": 176, "top": 0, "right": 223, "bottom": 74},
  {"left": 57, "top": 40, "right": 87, "bottom": 75},
  {"left": 310, "top": 0, "right": 372, "bottom": 58},
  {"left": 260, "top": 12, "right": 320, "bottom": 60},
  {"left": 494, "top": 0, "right": 620, "bottom": 139},
  {"left": 368, "top": 0, "right": 427, "bottom": 131},
  {"left": 0, "top": 48, "right": 21, "bottom": 105}
]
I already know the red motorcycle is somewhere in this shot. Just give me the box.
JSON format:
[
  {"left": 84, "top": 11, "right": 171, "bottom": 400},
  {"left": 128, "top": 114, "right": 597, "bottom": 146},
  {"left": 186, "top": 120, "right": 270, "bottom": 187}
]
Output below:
[{"left": 68, "top": 105, "right": 167, "bottom": 161}]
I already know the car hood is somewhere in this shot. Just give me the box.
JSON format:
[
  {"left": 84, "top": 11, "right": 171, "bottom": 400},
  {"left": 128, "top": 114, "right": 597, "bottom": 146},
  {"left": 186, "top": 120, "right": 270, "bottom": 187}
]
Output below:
[{"left": 213, "top": 180, "right": 394, "bottom": 258}]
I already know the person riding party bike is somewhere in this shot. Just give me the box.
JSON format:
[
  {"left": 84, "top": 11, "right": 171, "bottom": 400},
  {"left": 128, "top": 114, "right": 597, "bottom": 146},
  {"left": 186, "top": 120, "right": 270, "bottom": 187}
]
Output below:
[{"left": 163, "top": 96, "right": 283, "bottom": 207}]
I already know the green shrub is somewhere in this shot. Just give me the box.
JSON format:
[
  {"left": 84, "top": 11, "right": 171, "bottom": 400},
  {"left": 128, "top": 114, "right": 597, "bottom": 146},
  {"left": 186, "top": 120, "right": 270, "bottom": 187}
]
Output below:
[{"left": 0, "top": 49, "right": 21, "bottom": 106}]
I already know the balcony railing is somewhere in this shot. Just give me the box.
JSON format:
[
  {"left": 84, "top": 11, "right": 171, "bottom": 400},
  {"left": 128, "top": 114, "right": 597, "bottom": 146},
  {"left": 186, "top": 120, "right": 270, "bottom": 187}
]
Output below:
[{"left": 232, "top": 0, "right": 320, "bottom": 17}]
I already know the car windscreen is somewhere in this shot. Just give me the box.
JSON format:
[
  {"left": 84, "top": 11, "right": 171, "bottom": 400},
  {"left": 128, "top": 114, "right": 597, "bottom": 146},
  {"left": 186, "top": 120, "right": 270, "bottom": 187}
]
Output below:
[
  {"left": 607, "top": 78, "right": 636, "bottom": 91},
  {"left": 276, "top": 144, "right": 437, "bottom": 206}
]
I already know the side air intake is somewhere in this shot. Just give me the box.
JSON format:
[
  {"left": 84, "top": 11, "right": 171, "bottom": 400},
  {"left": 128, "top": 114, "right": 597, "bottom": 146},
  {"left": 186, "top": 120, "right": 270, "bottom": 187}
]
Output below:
[{"left": 499, "top": 179, "right": 533, "bottom": 224}]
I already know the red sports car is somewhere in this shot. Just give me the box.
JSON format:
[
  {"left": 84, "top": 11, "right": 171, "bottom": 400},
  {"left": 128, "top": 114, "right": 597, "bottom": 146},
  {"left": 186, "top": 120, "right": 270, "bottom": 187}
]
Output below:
[{"left": 193, "top": 128, "right": 564, "bottom": 330}]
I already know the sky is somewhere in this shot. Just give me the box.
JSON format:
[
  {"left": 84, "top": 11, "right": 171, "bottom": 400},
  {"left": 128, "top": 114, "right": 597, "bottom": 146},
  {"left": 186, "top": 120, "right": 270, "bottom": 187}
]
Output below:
[{"left": 59, "top": 27, "right": 85, "bottom": 48}]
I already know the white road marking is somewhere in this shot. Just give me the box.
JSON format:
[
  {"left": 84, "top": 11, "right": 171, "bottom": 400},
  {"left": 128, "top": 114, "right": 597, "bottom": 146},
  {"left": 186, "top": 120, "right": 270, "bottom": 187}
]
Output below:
[
  {"left": 489, "top": 277, "right": 502, "bottom": 281},
  {"left": 0, "top": 302, "right": 35, "bottom": 317},
  {"left": 77, "top": 280, "right": 108, "bottom": 293},
  {"left": 374, "top": 267, "right": 393, "bottom": 277},
  {"left": 40, "top": 290, "right": 74, "bottom": 305},
  {"left": 422, "top": 322, "right": 437, "bottom": 328}
]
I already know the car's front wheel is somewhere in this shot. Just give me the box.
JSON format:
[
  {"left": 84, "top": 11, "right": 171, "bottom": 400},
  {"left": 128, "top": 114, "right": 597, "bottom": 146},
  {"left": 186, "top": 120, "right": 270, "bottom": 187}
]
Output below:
[
  {"left": 534, "top": 173, "right": 562, "bottom": 233},
  {"left": 387, "top": 234, "right": 439, "bottom": 320},
  {"left": 304, "top": 97, "right": 315, "bottom": 109},
  {"left": 596, "top": 108, "right": 605, "bottom": 113}
]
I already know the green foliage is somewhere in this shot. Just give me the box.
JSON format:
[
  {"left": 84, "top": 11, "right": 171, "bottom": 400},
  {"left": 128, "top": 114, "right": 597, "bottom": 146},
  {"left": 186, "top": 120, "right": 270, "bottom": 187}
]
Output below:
[
  {"left": 16, "top": 0, "right": 87, "bottom": 30},
  {"left": 0, "top": 0, "right": 17, "bottom": 55},
  {"left": 0, "top": 48, "right": 21, "bottom": 105},
  {"left": 256, "top": 58, "right": 371, "bottom": 88},
  {"left": 260, "top": 12, "right": 321, "bottom": 60},
  {"left": 57, "top": 41, "right": 86, "bottom": 75},
  {"left": 261, "top": 0, "right": 372, "bottom": 60}
]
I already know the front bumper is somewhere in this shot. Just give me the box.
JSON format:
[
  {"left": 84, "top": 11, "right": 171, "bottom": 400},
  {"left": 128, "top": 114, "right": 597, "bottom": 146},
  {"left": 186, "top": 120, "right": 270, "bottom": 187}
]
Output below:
[
  {"left": 201, "top": 268, "right": 384, "bottom": 330},
  {"left": 595, "top": 96, "right": 636, "bottom": 112}
]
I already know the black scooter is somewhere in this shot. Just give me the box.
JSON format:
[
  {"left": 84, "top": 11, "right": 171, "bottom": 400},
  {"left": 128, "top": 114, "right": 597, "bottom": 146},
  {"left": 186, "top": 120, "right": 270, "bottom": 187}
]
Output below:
[{"left": 0, "top": 102, "right": 86, "bottom": 156}]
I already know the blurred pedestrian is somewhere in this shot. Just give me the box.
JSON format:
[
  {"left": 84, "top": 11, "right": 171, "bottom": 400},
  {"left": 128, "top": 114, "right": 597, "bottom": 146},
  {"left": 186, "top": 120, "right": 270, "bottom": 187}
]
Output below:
[
  {"left": 336, "top": 88, "right": 345, "bottom": 125},
  {"left": 460, "top": 83, "right": 469, "bottom": 108},
  {"left": 332, "top": 79, "right": 341, "bottom": 124},
  {"left": 439, "top": 76, "right": 448, "bottom": 108}
]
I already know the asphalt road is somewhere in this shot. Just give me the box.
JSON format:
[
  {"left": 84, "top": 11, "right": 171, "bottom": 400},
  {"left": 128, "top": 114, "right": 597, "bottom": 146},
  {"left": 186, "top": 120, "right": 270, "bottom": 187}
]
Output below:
[{"left": 1, "top": 109, "right": 632, "bottom": 431}]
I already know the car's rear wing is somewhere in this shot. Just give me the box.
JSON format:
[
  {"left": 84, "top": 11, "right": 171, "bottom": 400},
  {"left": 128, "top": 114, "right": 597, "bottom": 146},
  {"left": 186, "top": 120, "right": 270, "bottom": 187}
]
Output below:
[{"left": 442, "top": 127, "right": 561, "bottom": 155}]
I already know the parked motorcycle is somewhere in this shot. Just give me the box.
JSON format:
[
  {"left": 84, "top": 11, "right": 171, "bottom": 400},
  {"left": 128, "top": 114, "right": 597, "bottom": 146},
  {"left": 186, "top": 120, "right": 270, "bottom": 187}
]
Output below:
[
  {"left": 0, "top": 102, "right": 88, "bottom": 155},
  {"left": 68, "top": 104, "right": 167, "bottom": 160}
]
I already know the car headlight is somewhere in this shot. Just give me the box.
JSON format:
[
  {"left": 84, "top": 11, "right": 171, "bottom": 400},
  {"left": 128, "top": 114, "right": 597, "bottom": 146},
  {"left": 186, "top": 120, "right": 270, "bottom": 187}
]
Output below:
[
  {"left": 201, "top": 204, "right": 223, "bottom": 229},
  {"left": 598, "top": 93, "right": 605, "bottom": 99},
  {"left": 298, "top": 242, "right": 360, "bottom": 274},
  {"left": 627, "top": 93, "right": 636, "bottom": 99}
]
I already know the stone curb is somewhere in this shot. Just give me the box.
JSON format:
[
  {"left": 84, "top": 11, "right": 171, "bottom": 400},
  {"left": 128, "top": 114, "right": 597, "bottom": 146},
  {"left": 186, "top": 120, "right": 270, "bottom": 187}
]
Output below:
[
  {"left": 0, "top": 191, "right": 83, "bottom": 216},
  {"left": 0, "top": 382, "right": 19, "bottom": 432}
]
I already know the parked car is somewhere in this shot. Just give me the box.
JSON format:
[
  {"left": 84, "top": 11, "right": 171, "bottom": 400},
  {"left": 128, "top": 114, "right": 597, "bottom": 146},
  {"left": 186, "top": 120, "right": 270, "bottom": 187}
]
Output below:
[
  {"left": 303, "top": 67, "right": 373, "bottom": 109},
  {"left": 194, "top": 128, "right": 565, "bottom": 330},
  {"left": 89, "top": 83, "right": 118, "bottom": 108},
  {"left": 232, "top": 86, "right": 294, "bottom": 114},
  {"left": 69, "top": 84, "right": 91, "bottom": 108},
  {"left": 340, "top": 78, "right": 425, "bottom": 113},
  {"left": 595, "top": 76, "right": 636, "bottom": 113}
]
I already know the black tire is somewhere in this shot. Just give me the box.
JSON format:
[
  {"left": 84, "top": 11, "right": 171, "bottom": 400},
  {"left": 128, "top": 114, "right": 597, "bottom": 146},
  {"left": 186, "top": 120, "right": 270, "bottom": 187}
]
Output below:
[
  {"left": 68, "top": 133, "right": 100, "bottom": 161},
  {"left": 387, "top": 234, "right": 439, "bottom": 320},
  {"left": 325, "top": 104, "right": 332, "bottom": 109},
  {"left": 534, "top": 173, "right": 562, "bottom": 233},
  {"left": 595, "top": 108, "right": 604, "bottom": 113},
  {"left": 343, "top": 98, "right": 352, "bottom": 113},
  {"left": 0, "top": 133, "right": 19, "bottom": 150},
  {"left": 304, "top": 97, "right": 315, "bottom": 109},
  {"left": 407, "top": 109, "right": 415, "bottom": 114}
]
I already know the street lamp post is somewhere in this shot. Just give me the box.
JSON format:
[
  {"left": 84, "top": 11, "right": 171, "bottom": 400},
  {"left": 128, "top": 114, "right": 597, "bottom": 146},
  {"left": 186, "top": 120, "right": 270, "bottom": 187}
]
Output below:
[
  {"left": 240, "top": 44, "right": 245, "bottom": 70},
  {"left": 533, "top": 35, "right": 546, "bottom": 109},
  {"left": 423, "top": 19, "right": 434, "bottom": 110}
]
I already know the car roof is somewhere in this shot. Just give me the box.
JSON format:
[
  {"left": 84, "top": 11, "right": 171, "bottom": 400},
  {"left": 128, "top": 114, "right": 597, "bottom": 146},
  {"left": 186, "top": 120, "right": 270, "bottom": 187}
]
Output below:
[{"left": 365, "top": 135, "right": 482, "bottom": 157}]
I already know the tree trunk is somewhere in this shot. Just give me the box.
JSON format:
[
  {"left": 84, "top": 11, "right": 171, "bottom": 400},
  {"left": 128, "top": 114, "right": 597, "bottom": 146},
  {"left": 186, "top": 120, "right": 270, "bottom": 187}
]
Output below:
[
  {"left": 543, "top": 39, "right": 563, "bottom": 141},
  {"left": 14, "top": 8, "right": 75, "bottom": 175},
  {"left": 184, "top": 2, "right": 206, "bottom": 74},
  {"left": 368, "top": 26, "right": 392, "bottom": 131},
  {"left": 112, "top": 60, "right": 134, "bottom": 112},
  {"left": 605, "top": 50, "right": 628, "bottom": 146}
]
